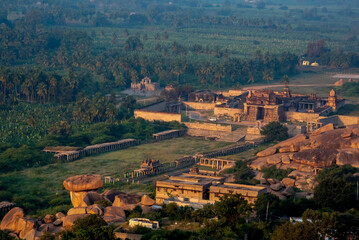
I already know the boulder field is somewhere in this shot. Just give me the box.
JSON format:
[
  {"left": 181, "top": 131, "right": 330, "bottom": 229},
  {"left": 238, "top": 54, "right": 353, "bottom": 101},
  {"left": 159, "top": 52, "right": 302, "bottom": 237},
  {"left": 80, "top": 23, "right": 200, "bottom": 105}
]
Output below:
[
  {"left": 250, "top": 124, "right": 359, "bottom": 191},
  {"left": 0, "top": 174, "right": 156, "bottom": 240}
]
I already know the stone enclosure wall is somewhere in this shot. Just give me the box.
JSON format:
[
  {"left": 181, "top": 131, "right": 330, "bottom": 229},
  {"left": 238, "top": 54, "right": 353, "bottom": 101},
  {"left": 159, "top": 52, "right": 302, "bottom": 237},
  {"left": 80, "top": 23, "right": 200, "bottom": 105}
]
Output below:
[
  {"left": 134, "top": 110, "right": 182, "bottom": 122},
  {"left": 214, "top": 107, "right": 243, "bottom": 117},
  {"left": 182, "top": 101, "right": 216, "bottom": 110},
  {"left": 184, "top": 122, "right": 233, "bottom": 132},
  {"left": 337, "top": 115, "right": 359, "bottom": 126},
  {"left": 285, "top": 112, "right": 321, "bottom": 123}
]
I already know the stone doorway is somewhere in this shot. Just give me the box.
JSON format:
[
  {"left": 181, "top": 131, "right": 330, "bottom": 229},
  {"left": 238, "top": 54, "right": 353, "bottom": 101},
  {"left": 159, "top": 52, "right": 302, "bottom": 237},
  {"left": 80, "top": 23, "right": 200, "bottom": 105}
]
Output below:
[{"left": 257, "top": 107, "right": 264, "bottom": 120}]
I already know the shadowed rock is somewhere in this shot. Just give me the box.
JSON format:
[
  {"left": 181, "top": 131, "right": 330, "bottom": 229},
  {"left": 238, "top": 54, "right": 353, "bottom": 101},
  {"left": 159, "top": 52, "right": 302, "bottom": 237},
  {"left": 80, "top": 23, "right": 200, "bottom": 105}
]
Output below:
[{"left": 103, "top": 207, "right": 126, "bottom": 223}]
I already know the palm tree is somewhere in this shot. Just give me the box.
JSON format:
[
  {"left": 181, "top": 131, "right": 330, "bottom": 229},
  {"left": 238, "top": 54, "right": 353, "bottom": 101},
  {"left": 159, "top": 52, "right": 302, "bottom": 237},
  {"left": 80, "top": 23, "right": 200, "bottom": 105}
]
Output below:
[
  {"left": 281, "top": 75, "right": 290, "bottom": 86},
  {"left": 248, "top": 73, "right": 255, "bottom": 84},
  {"left": 21, "top": 82, "right": 30, "bottom": 102},
  {"left": 0, "top": 68, "right": 10, "bottom": 103},
  {"left": 263, "top": 70, "right": 274, "bottom": 85},
  {"left": 214, "top": 65, "right": 225, "bottom": 89},
  {"left": 36, "top": 82, "right": 47, "bottom": 103}
]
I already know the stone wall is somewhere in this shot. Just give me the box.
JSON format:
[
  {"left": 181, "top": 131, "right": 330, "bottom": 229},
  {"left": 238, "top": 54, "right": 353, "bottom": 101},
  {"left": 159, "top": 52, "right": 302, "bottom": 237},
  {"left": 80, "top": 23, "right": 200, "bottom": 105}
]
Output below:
[
  {"left": 337, "top": 115, "right": 359, "bottom": 126},
  {"left": 285, "top": 124, "right": 306, "bottom": 137},
  {"left": 219, "top": 89, "right": 248, "bottom": 97},
  {"left": 134, "top": 110, "right": 182, "bottom": 122},
  {"left": 285, "top": 112, "right": 321, "bottom": 123},
  {"left": 182, "top": 101, "right": 216, "bottom": 110},
  {"left": 214, "top": 107, "right": 243, "bottom": 117},
  {"left": 141, "top": 101, "right": 166, "bottom": 111},
  {"left": 184, "top": 122, "right": 233, "bottom": 132}
]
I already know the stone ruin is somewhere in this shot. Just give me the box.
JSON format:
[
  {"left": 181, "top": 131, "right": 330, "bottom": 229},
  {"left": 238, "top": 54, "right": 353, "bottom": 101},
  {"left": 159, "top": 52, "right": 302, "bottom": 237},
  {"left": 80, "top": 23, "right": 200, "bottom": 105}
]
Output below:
[
  {"left": 0, "top": 174, "right": 156, "bottom": 240},
  {"left": 250, "top": 124, "right": 359, "bottom": 192}
]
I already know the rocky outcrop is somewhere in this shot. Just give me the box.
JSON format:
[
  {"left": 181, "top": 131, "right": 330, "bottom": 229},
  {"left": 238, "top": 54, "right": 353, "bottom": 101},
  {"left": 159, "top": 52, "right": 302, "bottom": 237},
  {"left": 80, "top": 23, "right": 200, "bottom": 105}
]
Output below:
[
  {"left": 103, "top": 207, "right": 126, "bottom": 223},
  {"left": 282, "top": 178, "right": 295, "bottom": 187},
  {"left": 102, "top": 189, "right": 123, "bottom": 203},
  {"left": 256, "top": 147, "right": 277, "bottom": 157},
  {"left": 250, "top": 125, "right": 359, "bottom": 190},
  {"left": 336, "top": 149, "right": 359, "bottom": 168},
  {"left": 0, "top": 207, "right": 25, "bottom": 234},
  {"left": 63, "top": 214, "right": 89, "bottom": 230},
  {"left": 83, "top": 192, "right": 111, "bottom": 206},
  {"left": 141, "top": 195, "right": 156, "bottom": 206},
  {"left": 112, "top": 193, "right": 141, "bottom": 210},
  {"left": 1, "top": 188, "right": 155, "bottom": 238},
  {"left": 43, "top": 215, "right": 55, "bottom": 224},
  {"left": 64, "top": 174, "right": 104, "bottom": 208},
  {"left": 63, "top": 174, "right": 103, "bottom": 192},
  {"left": 311, "top": 123, "right": 334, "bottom": 136}
]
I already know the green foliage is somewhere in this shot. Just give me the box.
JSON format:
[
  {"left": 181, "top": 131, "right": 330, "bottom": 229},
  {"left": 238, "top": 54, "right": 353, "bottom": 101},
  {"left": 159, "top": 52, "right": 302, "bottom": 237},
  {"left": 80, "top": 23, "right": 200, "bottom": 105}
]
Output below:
[
  {"left": 129, "top": 225, "right": 152, "bottom": 234},
  {"left": 40, "top": 232, "right": 55, "bottom": 240},
  {"left": 60, "top": 214, "right": 115, "bottom": 240},
  {"left": 333, "top": 104, "right": 359, "bottom": 116},
  {"left": 261, "top": 166, "right": 293, "bottom": 181},
  {"left": 255, "top": 194, "right": 316, "bottom": 221},
  {"left": 214, "top": 194, "right": 251, "bottom": 223},
  {"left": 0, "top": 145, "right": 52, "bottom": 174},
  {"left": 142, "top": 229, "right": 197, "bottom": 240},
  {"left": 0, "top": 230, "right": 16, "bottom": 240},
  {"left": 227, "top": 160, "right": 256, "bottom": 185},
  {"left": 314, "top": 165, "right": 358, "bottom": 211},
  {"left": 313, "top": 177, "right": 356, "bottom": 211},
  {"left": 271, "top": 221, "right": 319, "bottom": 240},
  {"left": 161, "top": 203, "right": 194, "bottom": 221},
  {"left": 260, "top": 122, "right": 288, "bottom": 142},
  {"left": 255, "top": 193, "right": 282, "bottom": 221},
  {"left": 340, "top": 82, "right": 359, "bottom": 97},
  {"left": 302, "top": 209, "right": 359, "bottom": 239}
]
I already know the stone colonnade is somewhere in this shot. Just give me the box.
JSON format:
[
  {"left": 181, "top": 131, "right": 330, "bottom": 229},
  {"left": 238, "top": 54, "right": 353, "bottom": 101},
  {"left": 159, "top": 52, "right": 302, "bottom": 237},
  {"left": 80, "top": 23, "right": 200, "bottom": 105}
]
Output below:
[
  {"left": 153, "top": 129, "right": 187, "bottom": 141},
  {"left": 56, "top": 139, "right": 137, "bottom": 161},
  {"left": 198, "top": 158, "right": 236, "bottom": 170},
  {"left": 200, "top": 143, "right": 254, "bottom": 159},
  {"left": 133, "top": 165, "right": 165, "bottom": 177},
  {"left": 306, "top": 122, "right": 323, "bottom": 133}
]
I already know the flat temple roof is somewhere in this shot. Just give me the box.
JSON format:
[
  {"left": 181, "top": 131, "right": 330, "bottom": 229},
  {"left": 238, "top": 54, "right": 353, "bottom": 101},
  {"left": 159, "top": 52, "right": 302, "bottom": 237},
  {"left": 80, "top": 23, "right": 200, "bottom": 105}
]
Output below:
[
  {"left": 157, "top": 174, "right": 224, "bottom": 186},
  {"left": 211, "top": 183, "right": 266, "bottom": 192}
]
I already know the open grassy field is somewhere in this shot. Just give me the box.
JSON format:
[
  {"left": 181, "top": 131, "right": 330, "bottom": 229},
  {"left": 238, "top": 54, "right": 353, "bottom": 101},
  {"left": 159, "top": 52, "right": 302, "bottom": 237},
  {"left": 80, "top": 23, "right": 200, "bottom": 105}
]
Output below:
[
  {"left": 245, "top": 68, "right": 359, "bottom": 102},
  {"left": 0, "top": 137, "right": 231, "bottom": 214}
]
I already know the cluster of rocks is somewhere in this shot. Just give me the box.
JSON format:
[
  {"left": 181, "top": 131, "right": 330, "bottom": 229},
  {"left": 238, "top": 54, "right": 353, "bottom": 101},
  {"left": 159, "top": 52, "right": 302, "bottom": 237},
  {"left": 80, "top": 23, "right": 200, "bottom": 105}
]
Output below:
[
  {"left": 0, "top": 174, "right": 156, "bottom": 240},
  {"left": 254, "top": 174, "right": 311, "bottom": 200},
  {"left": 0, "top": 208, "right": 65, "bottom": 240},
  {"left": 250, "top": 124, "right": 359, "bottom": 191}
]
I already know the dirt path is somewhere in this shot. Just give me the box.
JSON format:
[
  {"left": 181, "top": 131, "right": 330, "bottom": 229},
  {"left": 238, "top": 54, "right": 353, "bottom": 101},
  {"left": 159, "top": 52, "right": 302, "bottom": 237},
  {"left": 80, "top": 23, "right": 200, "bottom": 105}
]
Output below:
[{"left": 243, "top": 84, "right": 335, "bottom": 90}]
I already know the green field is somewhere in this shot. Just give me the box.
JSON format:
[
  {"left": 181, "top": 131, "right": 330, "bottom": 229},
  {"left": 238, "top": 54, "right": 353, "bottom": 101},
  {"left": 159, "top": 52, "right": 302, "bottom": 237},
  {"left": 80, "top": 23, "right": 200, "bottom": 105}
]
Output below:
[{"left": 0, "top": 137, "right": 231, "bottom": 215}]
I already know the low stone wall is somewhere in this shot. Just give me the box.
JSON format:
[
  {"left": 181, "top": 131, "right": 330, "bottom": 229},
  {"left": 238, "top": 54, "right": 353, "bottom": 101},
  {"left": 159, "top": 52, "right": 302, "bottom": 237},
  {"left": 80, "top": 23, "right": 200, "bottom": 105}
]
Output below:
[
  {"left": 184, "top": 122, "right": 233, "bottom": 132},
  {"left": 337, "top": 115, "right": 359, "bottom": 127},
  {"left": 285, "top": 112, "right": 320, "bottom": 123},
  {"left": 182, "top": 101, "right": 216, "bottom": 110},
  {"left": 134, "top": 110, "right": 182, "bottom": 122},
  {"left": 219, "top": 89, "right": 248, "bottom": 97},
  {"left": 214, "top": 107, "right": 243, "bottom": 117}
]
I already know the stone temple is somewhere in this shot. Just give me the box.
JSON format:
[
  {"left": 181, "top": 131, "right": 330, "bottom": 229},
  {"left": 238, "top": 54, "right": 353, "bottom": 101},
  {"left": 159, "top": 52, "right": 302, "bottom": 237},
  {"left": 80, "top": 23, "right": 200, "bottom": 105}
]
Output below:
[{"left": 243, "top": 87, "right": 344, "bottom": 123}]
